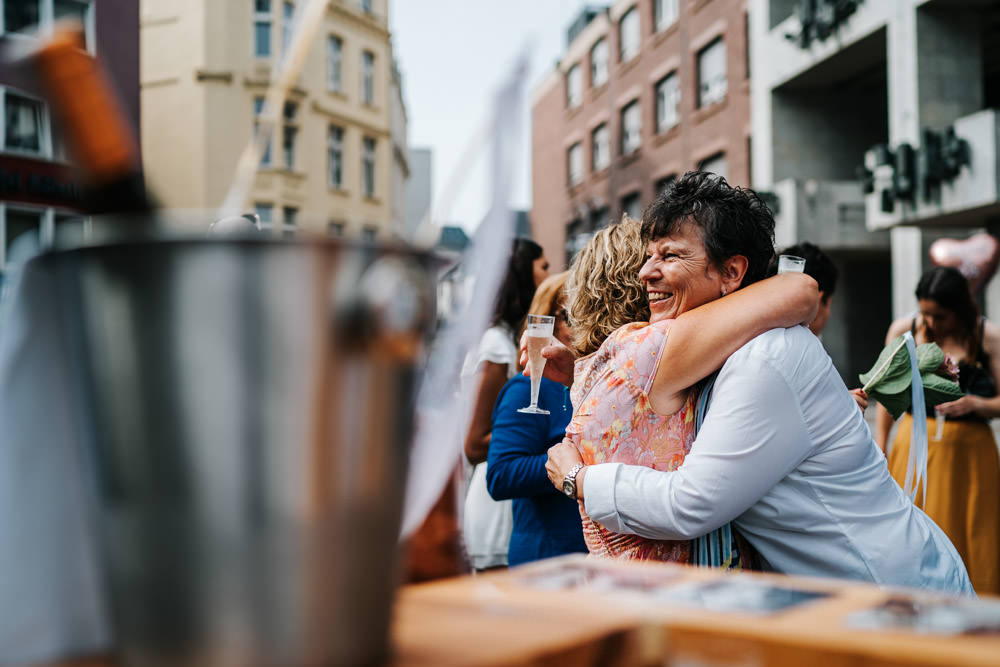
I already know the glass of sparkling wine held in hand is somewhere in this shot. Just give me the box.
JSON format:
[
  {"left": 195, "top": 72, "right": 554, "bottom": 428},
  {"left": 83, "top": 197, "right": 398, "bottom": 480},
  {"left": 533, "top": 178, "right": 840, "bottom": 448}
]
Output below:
[
  {"left": 519, "top": 314, "right": 555, "bottom": 415},
  {"left": 777, "top": 254, "right": 806, "bottom": 274}
]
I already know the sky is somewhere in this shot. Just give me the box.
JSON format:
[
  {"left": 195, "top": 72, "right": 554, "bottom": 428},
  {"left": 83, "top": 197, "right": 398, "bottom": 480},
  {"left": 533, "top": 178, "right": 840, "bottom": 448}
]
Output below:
[{"left": 390, "top": 0, "right": 590, "bottom": 230}]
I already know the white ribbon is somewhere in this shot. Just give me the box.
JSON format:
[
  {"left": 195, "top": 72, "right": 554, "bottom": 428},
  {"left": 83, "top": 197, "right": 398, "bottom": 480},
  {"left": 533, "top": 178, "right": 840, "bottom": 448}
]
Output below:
[{"left": 902, "top": 331, "right": 928, "bottom": 506}]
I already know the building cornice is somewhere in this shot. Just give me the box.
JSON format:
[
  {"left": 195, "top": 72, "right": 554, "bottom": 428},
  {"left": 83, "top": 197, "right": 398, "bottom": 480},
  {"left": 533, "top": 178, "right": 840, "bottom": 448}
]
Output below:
[
  {"left": 530, "top": 69, "right": 562, "bottom": 108},
  {"left": 311, "top": 99, "right": 391, "bottom": 138},
  {"left": 327, "top": 3, "right": 390, "bottom": 40}
]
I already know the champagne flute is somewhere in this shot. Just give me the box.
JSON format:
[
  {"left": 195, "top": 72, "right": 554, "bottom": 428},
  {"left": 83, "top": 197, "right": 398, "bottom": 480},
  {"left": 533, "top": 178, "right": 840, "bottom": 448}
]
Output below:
[
  {"left": 518, "top": 314, "right": 555, "bottom": 415},
  {"left": 934, "top": 406, "right": 946, "bottom": 441}
]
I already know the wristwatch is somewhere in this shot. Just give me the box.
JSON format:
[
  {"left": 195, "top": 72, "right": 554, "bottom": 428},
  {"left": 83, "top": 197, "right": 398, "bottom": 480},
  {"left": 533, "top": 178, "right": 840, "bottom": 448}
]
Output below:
[{"left": 562, "top": 463, "right": 585, "bottom": 498}]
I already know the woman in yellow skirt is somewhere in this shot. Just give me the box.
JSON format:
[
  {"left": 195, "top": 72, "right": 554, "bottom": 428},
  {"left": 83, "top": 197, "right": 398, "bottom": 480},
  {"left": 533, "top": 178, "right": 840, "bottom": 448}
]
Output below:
[{"left": 876, "top": 266, "right": 1000, "bottom": 595}]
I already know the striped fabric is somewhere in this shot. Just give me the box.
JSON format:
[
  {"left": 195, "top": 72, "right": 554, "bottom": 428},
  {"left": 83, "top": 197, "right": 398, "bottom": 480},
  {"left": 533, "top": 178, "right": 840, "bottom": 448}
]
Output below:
[{"left": 690, "top": 373, "right": 743, "bottom": 570}]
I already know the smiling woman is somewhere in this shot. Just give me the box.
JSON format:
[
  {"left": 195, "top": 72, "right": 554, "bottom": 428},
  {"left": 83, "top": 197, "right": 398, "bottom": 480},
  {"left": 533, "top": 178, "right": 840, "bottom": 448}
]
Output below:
[{"left": 549, "top": 187, "right": 817, "bottom": 566}]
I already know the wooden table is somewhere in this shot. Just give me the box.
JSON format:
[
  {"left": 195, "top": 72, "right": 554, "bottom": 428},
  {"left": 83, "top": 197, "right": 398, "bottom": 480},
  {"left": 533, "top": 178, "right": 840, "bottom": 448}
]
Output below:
[{"left": 38, "top": 555, "right": 1000, "bottom": 666}]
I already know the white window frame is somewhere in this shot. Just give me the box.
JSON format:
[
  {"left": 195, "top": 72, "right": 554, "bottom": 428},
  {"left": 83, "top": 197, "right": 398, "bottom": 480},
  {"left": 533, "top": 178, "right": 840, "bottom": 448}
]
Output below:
[
  {"left": 361, "top": 50, "right": 375, "bottom": 105},
  {"left": 253, "top": 96, "right": 272, "bottom": 166},
  {"left": 0, "top": 87, "right": 52, "bottom": 158},
  {"left": 620, "top": 100, "right": 641, "bottom": 155},
  {"left": 654, "top": 0, "right": 678, "bottom": 32},
  {"left": 697, "top": 37, "right": 728, "bottom": 108},
  {"left": 698, "top": 152, "right": 728, "bottom": 180},
  {"left": 591, "top": 124, "right": 609, "bottom": 172},
  {"left": 619, "top": 6, "right": 639, "bottom": 63},
  {"left": 566, "top": 63, "right": 582, "bottom": 108},
  {"left": 327, "top": 35, "right": 343, "bottom": 93},
  {"left": 590, "top": 38, "right": 608, "bottom": 87},
  {"left": 253, "top": 0, "right": 272, "bottom": 58},
  {"left": 1, "top": 0, "right": 96, "bottom": 52},
  {"left": 0, "top": 203, "right": 89, "bottom": 271},
  {"left": 281, "top": 1, "right": 294, "bottom": 57},
  {"left": 328, "top": 125, "right": 344, "bottom": 189},
  {"left": 655, "top": 72, "right": 680, "bottom": 133},
  {"left": 362, "top": 136, "right": 376, "bottom": 198},
  {"left": 255, "top": 202, "right": 273, "bottom": 231},
  {"left": 567, "top": 142, "right": 583, "bottom": 186},
  {"left": 282, "top": 100, "right": 297, "bottom": 170},
  {"left": 281, "top": 205, "right": 297, "bottom": 237}
]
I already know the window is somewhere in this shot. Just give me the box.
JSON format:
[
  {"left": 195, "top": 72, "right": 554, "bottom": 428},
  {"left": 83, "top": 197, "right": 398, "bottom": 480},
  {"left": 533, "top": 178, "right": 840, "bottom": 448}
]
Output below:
[
  {"left": 698, "top": 152, "right": 728, "bottom": 180},
  {"left": 590, "top": 38, "right": 608, "bottom": 87},
  {"left": 361, "top": 226, "right": 377, "bottom": 242},
  {"left": 255, "top": 203, "right": 273, "bottom": 231},
  {"left": 591, "top": 123, "right": 609, "bottom": 172},
  {"left": 252, "top": 97, "right": 272, "bottom": 166},
  {"left": 327, "top": 35, "right": 343, "bottom": 92},
  {"left": 621, "top": 192, "right": 642, "bottom": 220},
  {"left": 328, "top": 221, "right": 345, "bottom": 236},
  {"left": 282, "top": 100, "right": 297, "bottom": 170},
  {"left": 1, "top": 206, "right": 92, "bottom": 270},
  {"left": 360, "top": 0, "right": 372, "bottom": 13},
  {"left": 3, "top": 1, "right": 40, "bottom": 35},
  {"left": 54, "top": 0, "right": 89, "bottom": 26},
  {"left": 328, "top": 125, "right": 344, "bottom": 189},
  {"left": 3, "top": 209, "right": 41, "bottom": 263},
  {"left": 53, "top": 212, "right": 86, "bottom": 247},
  {"left": 566, "top": 64, "right": 582, "bottom": 108},
  {"left": 697, "top": 37, "right": 727, "bottom": 108},
  {"left": 619, "top": 7, "right": 639, "bottom": 62},
  {"left": 654, "top": 0, "right": 678, "bottom": 32},
  {"left": 620, "top": 100, "right": 640, "bottom": 155},
  {"left": 3, "top": 91, "right": 46, "bottom": 155},
  {"left": 282, "top": 206, "right": 297, "bottom": 238},
  {"left": 656, "top": 174, "right": 677, "bottom": 195},
  {"left": 567, "top": 142, "right": 583, "bottom": 186},
  {"left": 281, "top": 1, "right": 294, "bottom": 57},
  {"left": 655, "top": 72, "right": 680, "bottom": 133},
  {"left": 2, "top": 1, "right": 94, "bottom": 49},
  {"left": 361, "top": 50, "right": 375, "bottom": 105},
  {"left": 253, "top": 0, "right": 271, "bottom": 57},
  {"left": 362, "top": 136, "right": 376, "bottom": 197}
]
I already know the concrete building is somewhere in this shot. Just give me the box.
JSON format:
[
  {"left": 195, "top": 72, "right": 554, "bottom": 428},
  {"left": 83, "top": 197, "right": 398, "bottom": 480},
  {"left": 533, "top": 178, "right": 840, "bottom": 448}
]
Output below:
[
  {"left": 531, "top": 0, "right": 753, "bottom": 269},
  {"left": 751, "top": 0, "right": 1000, "bottom": 383},
  {"left": 140, "top": 0, "right": 404, "bottom": 239},
  {"left": 0, "top": 0, "right": 140, "bottom": 271},
  {"left": 405, "top": 147, "right": 431, "bottom": 239}
]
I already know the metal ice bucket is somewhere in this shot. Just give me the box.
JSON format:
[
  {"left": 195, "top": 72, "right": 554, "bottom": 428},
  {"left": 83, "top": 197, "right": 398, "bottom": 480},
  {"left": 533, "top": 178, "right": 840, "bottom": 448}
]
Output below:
[{"left": 42, "top": 237, "right": 437, "bottom": 666}]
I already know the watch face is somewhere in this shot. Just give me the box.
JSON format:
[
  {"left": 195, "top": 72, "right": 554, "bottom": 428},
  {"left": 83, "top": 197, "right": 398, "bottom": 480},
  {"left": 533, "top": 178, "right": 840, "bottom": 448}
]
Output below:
[{"left": 562, "top": 480, "right": 575, "bottom": 497}]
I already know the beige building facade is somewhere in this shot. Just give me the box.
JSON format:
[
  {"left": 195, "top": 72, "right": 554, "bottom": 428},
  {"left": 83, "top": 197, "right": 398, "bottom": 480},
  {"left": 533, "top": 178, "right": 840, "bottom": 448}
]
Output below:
[{"left": 141, "top": 0, "right": 403, "bottom": 239}]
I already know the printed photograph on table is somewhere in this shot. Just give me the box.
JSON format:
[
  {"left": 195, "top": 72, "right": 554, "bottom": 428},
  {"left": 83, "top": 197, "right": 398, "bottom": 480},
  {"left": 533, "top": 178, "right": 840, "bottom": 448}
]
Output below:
[
  {"left": 847, "top": 595, "right": 1000, "bottom": 636},
  {"left": 650, "top": 577, "right": 831, "bottom": 615},
  {"left": 514, "top": 555, "right": 682, "bottom": 593}
]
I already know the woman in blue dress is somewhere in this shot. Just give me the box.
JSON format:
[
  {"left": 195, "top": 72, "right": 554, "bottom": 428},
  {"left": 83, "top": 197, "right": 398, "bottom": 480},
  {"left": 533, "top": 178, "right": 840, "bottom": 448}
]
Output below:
[{"left": 485, "top": 271, "right": 586, "bottom": 565}]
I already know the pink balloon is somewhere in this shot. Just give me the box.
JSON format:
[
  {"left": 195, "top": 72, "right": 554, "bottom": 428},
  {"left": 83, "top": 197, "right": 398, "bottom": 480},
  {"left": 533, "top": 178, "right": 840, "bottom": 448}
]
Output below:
[{"left": 929, "top": 233, "right": 1000, "bottom": 294}]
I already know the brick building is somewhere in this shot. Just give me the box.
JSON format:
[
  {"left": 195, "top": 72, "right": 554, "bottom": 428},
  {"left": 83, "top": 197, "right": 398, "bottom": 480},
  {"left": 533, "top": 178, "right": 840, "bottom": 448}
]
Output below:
[
  {"left": 531, "top": 0, "right": 751, "bottom": 269},
  {"left": 0, "top": 0, "right": 140, "bottom": 271}
]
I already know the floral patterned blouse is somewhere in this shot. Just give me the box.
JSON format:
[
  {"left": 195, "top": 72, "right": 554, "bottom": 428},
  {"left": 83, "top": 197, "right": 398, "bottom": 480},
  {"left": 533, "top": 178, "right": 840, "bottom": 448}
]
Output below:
[{"left": 566, "top": 320, "right": 696, "bottom": 562}]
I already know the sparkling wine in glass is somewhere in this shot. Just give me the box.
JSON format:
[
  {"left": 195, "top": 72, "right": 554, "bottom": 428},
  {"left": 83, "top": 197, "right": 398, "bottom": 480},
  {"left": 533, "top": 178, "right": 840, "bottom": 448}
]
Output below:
[
  {"left": 518, "top": 314, "right": 555, "bottom": 415},
  {"left": 777, "top": 254, "right": 806, "bottom": 274}
]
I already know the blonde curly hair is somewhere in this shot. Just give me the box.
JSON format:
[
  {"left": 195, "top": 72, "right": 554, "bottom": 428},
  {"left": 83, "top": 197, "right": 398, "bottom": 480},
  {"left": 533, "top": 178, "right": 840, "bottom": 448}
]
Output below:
[{"left": 566, "top": 216, "right": 650, "bottom": 357}]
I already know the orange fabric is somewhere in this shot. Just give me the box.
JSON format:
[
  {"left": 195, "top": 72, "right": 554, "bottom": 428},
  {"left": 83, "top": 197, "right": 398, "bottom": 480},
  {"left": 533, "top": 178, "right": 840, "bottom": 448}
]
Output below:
[{"left": 889, "top": 415, "right": 1000, "bottom": 595}]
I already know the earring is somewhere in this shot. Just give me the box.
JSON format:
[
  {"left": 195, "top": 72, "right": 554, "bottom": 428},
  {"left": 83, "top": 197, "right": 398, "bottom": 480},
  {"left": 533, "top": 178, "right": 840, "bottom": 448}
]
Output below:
[{"left": 721, "top": 287, "right": 727, "bottom": 297}]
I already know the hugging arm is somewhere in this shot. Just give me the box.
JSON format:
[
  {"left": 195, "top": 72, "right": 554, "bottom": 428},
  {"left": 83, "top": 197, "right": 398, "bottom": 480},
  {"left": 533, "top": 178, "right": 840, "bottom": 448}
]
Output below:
[
  {"left": 586, "top": 351, "right": 810, "bottom": 539},
  {"left": 650, "top": 273, "right": 818, "bottom": 406}
]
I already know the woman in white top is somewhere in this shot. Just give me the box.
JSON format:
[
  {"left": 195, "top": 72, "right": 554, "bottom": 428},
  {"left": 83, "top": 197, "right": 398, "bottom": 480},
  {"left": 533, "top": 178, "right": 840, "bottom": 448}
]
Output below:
[{"left": 463, "top": 238, "right": 549, "bottom": 570}]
